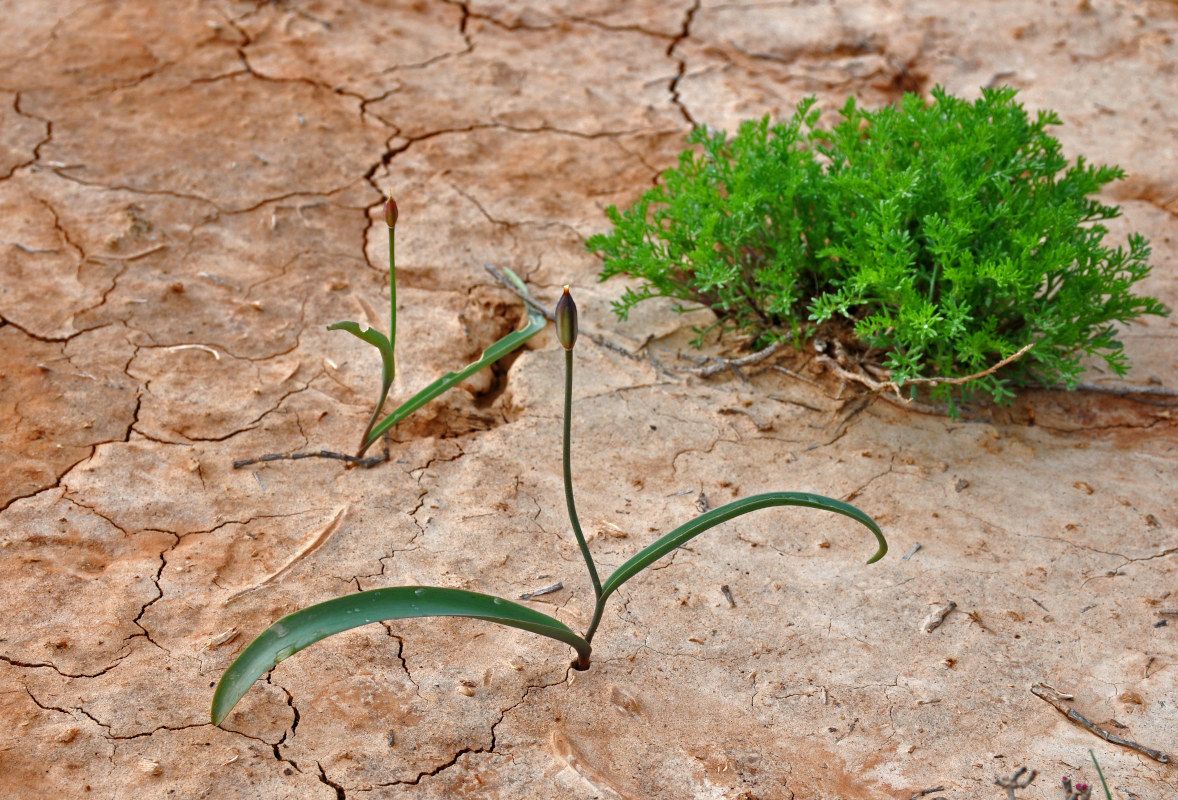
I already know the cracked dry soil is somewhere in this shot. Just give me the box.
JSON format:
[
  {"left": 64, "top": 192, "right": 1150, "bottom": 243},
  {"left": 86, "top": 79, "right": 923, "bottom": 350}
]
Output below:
[{"left": 2, "top": 1, "right": 1177, "bottom": 798}]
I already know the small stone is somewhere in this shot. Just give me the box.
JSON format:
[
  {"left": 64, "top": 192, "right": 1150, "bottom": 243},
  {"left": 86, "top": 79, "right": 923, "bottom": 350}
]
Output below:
[{"left": 138, "top": 758, "right": 163, "bottom": 777}]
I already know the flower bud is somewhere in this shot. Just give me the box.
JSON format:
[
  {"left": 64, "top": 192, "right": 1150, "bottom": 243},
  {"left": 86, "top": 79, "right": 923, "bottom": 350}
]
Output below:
[
  {"left": 384, "top": 189, "right": 398, "bottom": 228},
  {"left": 555, "top": 285, "right": 578, "bottom": 350}
]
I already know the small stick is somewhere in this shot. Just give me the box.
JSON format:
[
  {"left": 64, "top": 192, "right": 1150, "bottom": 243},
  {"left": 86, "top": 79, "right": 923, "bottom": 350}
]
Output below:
[
  {"left": 91, "top": 244, "right": 167, "bottom": 262},
  {"left": 905, "top": 787, "right": 944, "bottom": 800},
  {"left": 233, "top": 446, "right": 389, "bottom": 469},
  {"left": 922, "top": 601, "right": 956, "bottom": 633},
  {"left": 1030, "top": 683, "right": 1172, "bottom": 763},
  {"left": 995, "top": 767, "right": 1037, "bottom": 800},
  {"left": 519, "top": 582, "right": 563, "bottom": 601},
  {"left": 720, "top": 585, "right": 736, "bottom": 608},
  {"left": 906, "top": 343, "right": 1034, "bottom": 388},
  {"left": 1031, "top": 597, "right": 1050, "bottom": 613},
  {"left": 678, "top": 340, "right": 785, "bottom": 377},
  {"left": 223, "top": 506, "right": 349, "bottom": 604},
  {"left": 817, "top": 343, "right": 1035, "bottom": 402},
  {"left": 202, "top": 627, "right": 240, "bottom": 650},
  {"left": 902, "top": 542, "right": 922, "bottom": 561},
  {"left": 164, "top": 344, "right": 221, "bottom": 360}
]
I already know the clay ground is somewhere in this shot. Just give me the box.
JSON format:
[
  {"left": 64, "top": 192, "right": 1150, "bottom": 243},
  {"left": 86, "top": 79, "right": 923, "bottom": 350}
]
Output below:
[{"left": 2, "top": 1, "right": 1177, "bottom": 798}]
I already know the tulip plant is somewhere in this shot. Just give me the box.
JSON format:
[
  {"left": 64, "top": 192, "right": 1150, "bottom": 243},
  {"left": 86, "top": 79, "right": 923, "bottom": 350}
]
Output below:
[
  {"left": 328, "top": 192, "right": 546, "bottom": 459},
  {"left": 210, "top": 208, "right": 888, "bottom": 727}
]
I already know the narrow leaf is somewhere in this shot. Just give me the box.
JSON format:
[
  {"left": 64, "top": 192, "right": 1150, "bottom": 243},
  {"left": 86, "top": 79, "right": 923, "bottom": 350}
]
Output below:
[
  {"left": 363, "top": 301, "right": 545, "bottom": 446},
  {"left": 212, "top": 586, "right": 589, "bottom": 726},
  {"left": 599, "top": 492, "right": 887, "bottom": 602},
  {"left": 327, "top": 320, "right": 392, "bottom": 356}
]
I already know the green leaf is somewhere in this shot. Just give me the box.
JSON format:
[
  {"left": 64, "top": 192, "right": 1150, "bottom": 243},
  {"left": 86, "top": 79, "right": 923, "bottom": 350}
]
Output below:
[
  {"left": 326, "top": 320, "right": 392, "bottom": 354},
  {"left": 327, "top": 320, "right": 395, "bottom": 389},
  {"left": 211, "top": 586, "right": 589, "bottom": 726},
  {"left": 599, "top": 492, "right": 887, "bottom": 602},
  {"left": 362, "top": 291, "right": 545, "bottom": 447}
]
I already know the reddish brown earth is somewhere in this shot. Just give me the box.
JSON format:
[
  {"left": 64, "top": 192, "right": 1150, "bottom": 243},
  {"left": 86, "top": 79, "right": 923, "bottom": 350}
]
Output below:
[{"left": 1, "top": 1, "right": 1176, "bottom": 798}]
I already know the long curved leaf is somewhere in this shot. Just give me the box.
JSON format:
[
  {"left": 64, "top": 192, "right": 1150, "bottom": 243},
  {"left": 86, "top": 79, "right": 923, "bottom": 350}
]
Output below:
[
  {"left": 363, "top": 297, "right": 545, "bottom": 446},
  {"left": 326, "top": 320, "right": 392, "bottom": 354},
  {"left": 327, "top": 320, "right": 395, "bottom": 388},
  {"left": 212, "top": 586, "right": 589, "bottom": 725},
  {"left": 599, "top": 492, "right": 887, "bottom": 602}
]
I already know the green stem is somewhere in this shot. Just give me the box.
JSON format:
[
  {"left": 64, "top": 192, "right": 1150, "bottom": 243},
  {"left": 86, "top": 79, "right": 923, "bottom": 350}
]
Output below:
[
  {"left": 388, "top": 228, "right": 397, "bottom": 363},
  {"left": 356, "top": 225, "right": 397, "bottom": 458},
  {"left": 356, "top": 377, "right": 392, "bottom": 457},
  {"left": 563, "top": 348, "right": 602, "bottom": 604},
  {"left": 584, "top": 596, "right": 606, "bottom": 646}
]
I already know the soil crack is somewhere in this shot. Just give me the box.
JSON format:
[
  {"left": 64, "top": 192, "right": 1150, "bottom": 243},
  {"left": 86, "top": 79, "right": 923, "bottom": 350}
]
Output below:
[{"left": 667, "top": 0, "right": 701, "bottom": 127}]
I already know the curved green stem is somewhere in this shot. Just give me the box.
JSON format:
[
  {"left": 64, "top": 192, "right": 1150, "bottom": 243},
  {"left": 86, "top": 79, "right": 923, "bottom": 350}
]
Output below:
[
  {"left": 356, "top": 377, "right": 392, "bottom": 457},
  {"left": 356, "top": 227, "right": 396, "bottom": 458},
  {"left": 387, "top": 229, "right": 396, "bottom": 366},
  {"left": 564, "top": 348, "right": 602, "bottom": 604},
  {"left": 584, "top": 595, "right": 606, "bottom": 645}
]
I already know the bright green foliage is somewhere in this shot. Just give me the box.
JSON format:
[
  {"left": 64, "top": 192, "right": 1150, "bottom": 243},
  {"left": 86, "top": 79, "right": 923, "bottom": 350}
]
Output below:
[{"left": 589, "top": 87, "right": 1168, "bottom": 404}]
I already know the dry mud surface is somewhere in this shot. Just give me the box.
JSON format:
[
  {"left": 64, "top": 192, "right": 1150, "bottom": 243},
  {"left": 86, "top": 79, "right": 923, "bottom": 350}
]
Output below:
[{"left": 2, "top": 1, "right": 1177, "bottom": 798}]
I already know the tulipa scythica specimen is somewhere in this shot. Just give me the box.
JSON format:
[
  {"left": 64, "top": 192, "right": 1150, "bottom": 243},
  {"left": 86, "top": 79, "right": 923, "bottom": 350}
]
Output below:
[
  {"left": 556, "top": 287, "right": 600, "bottom": 666},
  {"left": 356, "top": 190, "right": 400, "bottom": 455},
  {"left": 554, "top": 286, "right": 887, "bottom": 668},
  {"left": 211, "top": 284, "right": 886, "bottom": 726},
  {"left": 325, "top": 190, "right": 544, "bottom": 460}
]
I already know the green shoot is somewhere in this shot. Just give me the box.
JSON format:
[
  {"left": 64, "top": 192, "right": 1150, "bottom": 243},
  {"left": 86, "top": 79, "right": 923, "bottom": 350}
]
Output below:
[
  {"left": 554, "top": 288, "right": 886, "bottom": 647},
  {"left": 328, "top": 191, "right": 544, "bottom": 456},
  {"left": 1089, "top": 750, "right": 1112, "bottom": 800},
  {"left": 360, "top": 273, "right": 544, "bottom": 446},
  {"left": 211, "top": 286, "right": 886, "bottom": 726}
]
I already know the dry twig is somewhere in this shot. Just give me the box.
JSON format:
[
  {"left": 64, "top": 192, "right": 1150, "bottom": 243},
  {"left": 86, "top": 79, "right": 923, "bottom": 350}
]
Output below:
[
  {"left": 905, "top": 787, "right": 944, "bottom": 800},
  {"left": 519, "top": 582, "right": 563, "bottom": 600},
  {"left": 818, "top": 343, "right": 1035, "bottom": 402},
  {"left": 995, "top": 767, "right": 1037, "bottom": 800},
  {"left": 1030, "top": 682, "right": 1171, "bottom": 763},
  {"left": 678, "top": 340, "right": 785, "bottom": 377},
  {"left": 224, "top": 506, "right": 349, "bottom": 604}
]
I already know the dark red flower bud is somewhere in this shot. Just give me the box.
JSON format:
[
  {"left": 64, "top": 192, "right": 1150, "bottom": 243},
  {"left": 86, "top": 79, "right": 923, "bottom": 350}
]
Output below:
[
  {"left": 384, "top": 190, "right": 398, "bottom": 228},
  {"left": 555, "top": 285, "right": 578, "bottom": 350}
]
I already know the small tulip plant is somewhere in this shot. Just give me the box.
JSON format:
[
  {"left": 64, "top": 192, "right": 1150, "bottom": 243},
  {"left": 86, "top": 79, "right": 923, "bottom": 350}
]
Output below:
[
  {"left": 327, "top": 191, "right": 545, "bottom": 459},
  {"left": 210, "top": 197, "right": 888, "bottom": 727}
]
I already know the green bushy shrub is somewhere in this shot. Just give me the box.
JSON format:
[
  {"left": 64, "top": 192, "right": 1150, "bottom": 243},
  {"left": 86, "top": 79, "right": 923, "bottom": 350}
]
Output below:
[{"left": 589, "top": 87, "right": 1168, "bottom": 405}]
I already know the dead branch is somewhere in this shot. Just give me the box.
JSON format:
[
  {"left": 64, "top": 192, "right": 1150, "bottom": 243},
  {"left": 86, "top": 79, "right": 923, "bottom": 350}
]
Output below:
[
  {"left": 677, "top": 340, "right": 786, "bottom": 377},
  {"left": 818, "top": 343, "right": 1036, "bottom": 403},
  {"left": 1030, "top": 682, "right": 1172, "bottom": 763},
  {"left": 995, "top": 767, "right": 1037, "bottom": 800},
  {"left": 224, "top": 506, "right": 349, "bottom": 604}
]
